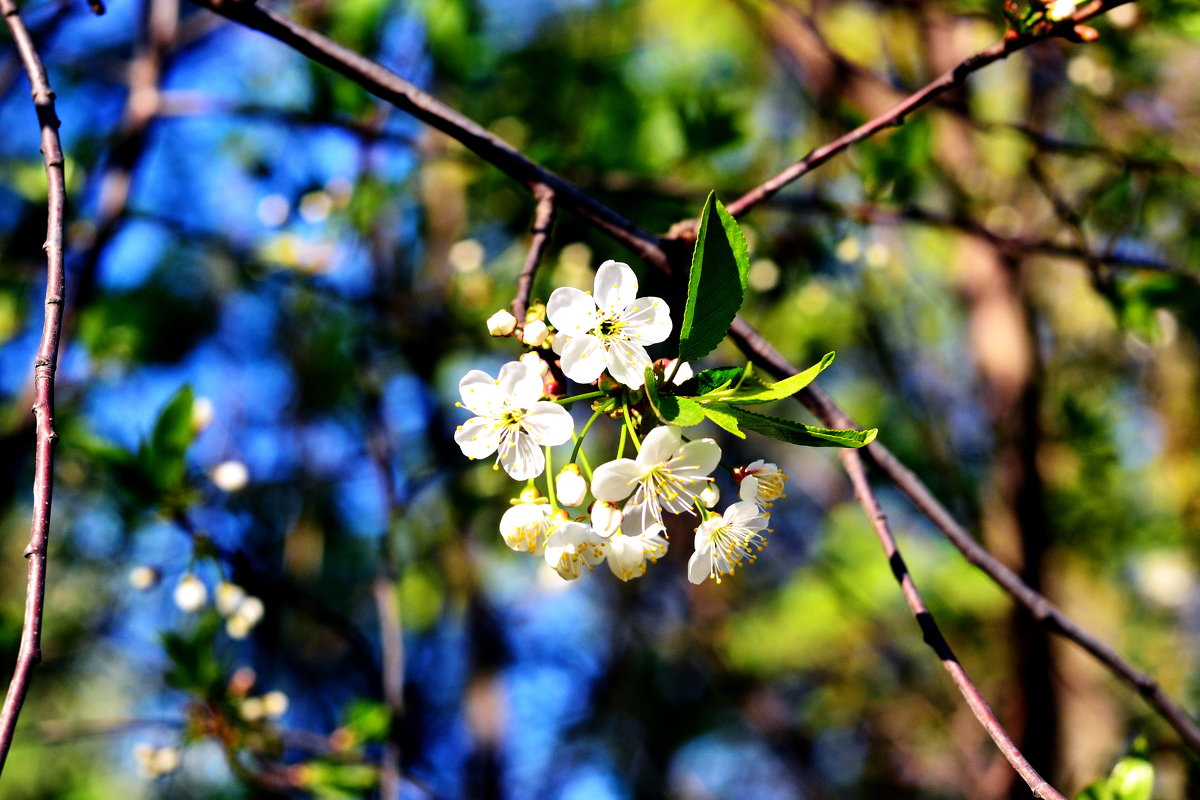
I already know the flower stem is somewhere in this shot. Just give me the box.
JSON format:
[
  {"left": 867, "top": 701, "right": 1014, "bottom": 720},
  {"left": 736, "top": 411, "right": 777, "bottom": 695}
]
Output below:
[
  {"left": 555, "top": 390, "right": 605, "bottom": 405},
  {"left": 665, "top": 359, "right": 682, "bottom": 386},
  {"left": 570, "top": 407, "right": 604, "bottom": 469},
  {"left": 544, "top": 446, "right": 558, "bottom": 510},
  {"left": 622, "top": 398, "right": 641, "bottom": 452},
  {"left": 617, "top": 425, "right": 627, "bottom": 460}
]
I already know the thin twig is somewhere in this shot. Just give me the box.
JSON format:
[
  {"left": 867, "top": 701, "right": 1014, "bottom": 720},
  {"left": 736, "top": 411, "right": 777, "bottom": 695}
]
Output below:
[
  {"left": 723, "top": 0, "right": 1135, "bottom": 218},
  {"left": 776, "top": 193, "right": 1199, "bottom": 283},
  {"left": 186, "top": 0, "right": 669, "bottom": 272},
  {"left": 839, "top": 447, "right": 1066, "bottom": 800},
  {"left": 0, "top": 0, "right": 68, "bottom": 775},
  {"left": 725, "top": 317, "right": 1200, "bottom": 754},
  {"left": 512, "top": 186, "right": 557, "bottom": 325}
]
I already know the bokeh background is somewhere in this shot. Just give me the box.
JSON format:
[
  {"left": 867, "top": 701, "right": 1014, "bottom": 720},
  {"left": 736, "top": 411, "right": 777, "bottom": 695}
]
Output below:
[{"left": 1, "top": 0, "right": 1199, "bottom": 797}]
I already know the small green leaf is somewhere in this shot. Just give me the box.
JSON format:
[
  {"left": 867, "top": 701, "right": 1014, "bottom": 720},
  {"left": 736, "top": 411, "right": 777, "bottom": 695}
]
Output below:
[
  {"left": 1109, "top": 757, "right": 1153, "bottom": 800},
  {"left": 1074, "top": 780, "right": 1112, "bottom": 800},
  {"left": 702, "top": 353, "right": 834, "bottom": 406},
  {"left": 343, "top": 700, "right": 391, "bottom": 744},
  {"left": 702, "top": 405, "right": 745, "bottom": 438},
  {"left": 678, "top": 192, "right": 749, "bottom": 362},
  {"left": 144, "top": 385, "right": 196, "bottom": 493},
  {"left": 696, "top": 365, "right": 753, "bottom": 395},
  {"left": 718, "top": 406, "right": 877, "bottom": 448},
  {"left": 644, "top": 366, "right": 706, "bottom": 426}
]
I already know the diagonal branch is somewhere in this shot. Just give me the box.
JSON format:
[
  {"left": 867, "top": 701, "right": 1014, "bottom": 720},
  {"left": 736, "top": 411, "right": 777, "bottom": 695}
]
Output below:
[
  {"left": 187, "top": 0, "right": 668, "bottom": 272},
  {"left": 839, "top": 447, "right": 1066, "bottom": 800},
  {"left": 0, "top": 0, "right": 68, "bottom": 775},
  {"left": 512, "top": 185, "right": 557, "bottom": 326},
  {"left": 726, "top": 316, "right": 1200, "bottom": 754},
  {"left": 723, "top": 0, "right": 1134, "bottom": 218}
]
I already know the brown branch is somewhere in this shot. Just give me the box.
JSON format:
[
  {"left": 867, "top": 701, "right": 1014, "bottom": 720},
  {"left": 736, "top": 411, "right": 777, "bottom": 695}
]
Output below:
[
  {"left": 725, "top": 317, "right": 1200, "bottom": 754},
  {"left": 186, "top": 0, "right": 669, "bottom": 272},
  {"left": 0, "top": 0, "right": 68, "bottom": 775},
  {"left": 512, "top": 186, "right": 557, "bottom": 325},
  {"left": 723, "top": 0, "right": 1134, "bottom": 218},
  {"left": 839, "top": 447, "right": 1066, "bottom": 799},
  {"left": 777, "top": 193, "right": 1199, "bottom": 283}
]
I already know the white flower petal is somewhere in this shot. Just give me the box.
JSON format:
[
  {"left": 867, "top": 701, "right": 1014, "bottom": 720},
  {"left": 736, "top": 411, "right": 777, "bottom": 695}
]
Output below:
[
  {"left": 523, "top": 402, "right": 574, "bottom": 446},
  {"left": 499, "top": 503, "right": 552, "bottom": 552},
  {"left": 546, "top": 287, "right": 599, "bottom": 337},
  {"left": 621, "top": 297, "right": 672, "bottom": 345},
  {"left": 458, "top": 370, "right": 503, "bottom": 416},
  {"left": 604, "top": 339, "right": 652, "bottom": 389},
  {"left": 637, "top": 426, "right": 684, "bottom": 467},
  {"left": 455, "top": 417, "right": 501, "bottom": 459},
  {"left": 674, "top": 437, "right": 722, "bottom": 476},
  {"left": 739, "top": 475, "right": 760, "bottom": 503},
  {"left": 687, "top": 549, "right": 711, "bottom": 584},
  {"left": 559, "top": 334, "right": 607, "bottom": 385},
  {"left": 497, "top": 360, "right": 543, "bottom": 409},
  {"left": 498, "top": 430, "right": 545, "bottom": 480},
  {"left": 593, "top": 260, "right": 638, "bottom": 312},
  {"left": 606, "top": 535, "right": 648, "bottom": 581},
  {"left": 592, "top": 459, "right": 642, "bottom": 502},
  {"left": 620, "top": 499, "right": 662, "bottom": 535}
]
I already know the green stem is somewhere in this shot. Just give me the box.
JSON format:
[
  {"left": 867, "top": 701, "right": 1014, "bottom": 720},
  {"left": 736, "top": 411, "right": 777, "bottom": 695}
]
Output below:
[
  {"left": 617, "top": 424, "right": 627, "bottom": 460},
  {"left": 622, "top": 398, "right": 641, "bottom": 452},
  {"left": 665, "top": 358, "right": 682, "bottom": 386},
  {"left": 544, "top": 446, "right": 558, "bottom": 510},
  {"left": 570, "top": 407, "right": 604, "bottom": 467},
  {"left": 555, "top": 390, "right": 605, "bottom": 405}
]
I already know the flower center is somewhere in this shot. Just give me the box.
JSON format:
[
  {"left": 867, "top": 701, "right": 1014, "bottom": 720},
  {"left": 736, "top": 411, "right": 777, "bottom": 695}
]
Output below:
[
  {"left": 707, "top": 524, "right": 768, "bottom": 582},
  {"left": 595, "top": 315, "right": 626, "bottom": 342},
  {"left": 500, "top": 407, "right": 526, "bottom": 429}
]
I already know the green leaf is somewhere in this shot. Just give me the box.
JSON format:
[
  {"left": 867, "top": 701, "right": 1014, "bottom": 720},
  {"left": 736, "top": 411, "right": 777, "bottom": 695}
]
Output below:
[
  {"left": 1109, "top": 757, "right": 1153, "bottom": 800},
  {"left": 1074, "top": 780, "right": 1113, "bottom": 800},
  {"left": 718, "top": 406, "right": 877, "bottom": 448},
  {"left": 342, "top": 700, "right": 391, "bottom": 744},
  {"left": 644, "top": 366, "right": 706, "bottom": 426},
  {"left": 144, "top": 385, "right": 196, "bottom": 493},
  {"left": 679, "top": 192, "right": 749, "bottom": 362},
  {"left": 695, "top": 365, "right": 753, "bottom": 395},
  {"left": 702, "top": 353, "right": 834, "bottom": 406},
  {"left": 702, "top": 405, "right": 745, "bottom": 438}
]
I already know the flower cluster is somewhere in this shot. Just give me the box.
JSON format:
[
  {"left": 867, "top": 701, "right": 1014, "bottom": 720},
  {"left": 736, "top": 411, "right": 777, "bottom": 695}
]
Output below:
[{"left": 456, "top": 260, "right": 789, "bottom": 584}]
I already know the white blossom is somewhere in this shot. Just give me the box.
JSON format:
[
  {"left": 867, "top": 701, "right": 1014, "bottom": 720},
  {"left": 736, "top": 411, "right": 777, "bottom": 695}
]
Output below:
[
  {"left": 605, "top": 525, "right": 668, "bottom": 582},
  {"left": 664, "top": 358, "right": 694, "bottom": 386},
  {"left": 262, "top": 690, "right": 289, "bottom": 719},
  {"left": 1047, "top": 0, "right": 1077, "bottom": 20},
  {"left": 546, "top": 260, "right": 671, "bottom": 389},
  {"left": 555, "top": 463, "right": 588, "bottom": 507},
  {"left": 521, "top": 319, "right": 549, "bottom": 347},
  {"left": 454, "top": 360, "right": 574, "bottom": 480},
  {"left": 737, "top": 459, "right": 788, "bottom": 508},
  {"left": 544, "top": 520, "right": 608, "bottom": 580},
  {"left": 699, "top": 482, "right": 720, "bottom": 509},
  {"left": 173, "top": 573, "right": 207, "bottom": 613},
  {"left": 486, "top": 309, "right": 517, "bottom": 336},
  {"left": 216, "top": 582, "right": 247, "bottom": 616},
  {"left": 589, "top": 499, "right": 623, "bottom": 537},
  {"left": 212, "top": 460, "right": 249, "bottom": 492},
  {"left": 128, "top": 565, "right": 160, "bottom": 590},
  {"left": 687, "top": 501, "right": 770, "bottom": 585},
  {"left": 592, "top": 426, "right": 720, "bottom": 535},
  {"left": 499, "top": 500, "right": 554, "bottom": 553}
]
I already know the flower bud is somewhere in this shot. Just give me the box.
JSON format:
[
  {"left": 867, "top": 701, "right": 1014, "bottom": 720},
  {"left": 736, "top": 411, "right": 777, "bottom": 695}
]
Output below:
[
  {"left": 525, "top": 302, "right": 546, "bottom": 322},
  {"left": 216, "top": 581, "right": 247, "bottom": 616},
  {"left": 212, "top": 460, "right": 249, "bottom": 492},
  {"left": 173, "top": 573, "right": 207, "bottom": 613},
  {"left": 590, "top": 500, "right": 623, "bottom": 537},
  {"left": 240, "top": 697, "right": 265, "bottom": 722},
  {"left": 228, "top": 666, "right": 257, "bottom": 697},
  {"left": 486, "top": 309, "right": 517, "bottom": 336},
  {"left": 128, "top": 565, "right": 161, "bottom": 591},
  {"left": 191, "top": 396, "right": 214, "bottom": 434},
  {"left": 700, "top": 482, "right": 720, "bottom": 509},
  {"left": 521, "top": 319, "right": 549, "bottom": 347},
  {"left": 555, "top": 464, "right": 588, "bottom": 507},
  {"left": 519, "top": 350, "right": 549, "bottom": 377},
  {"left": 263, "top": 690, "right": 289, "bottom": 719}
]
